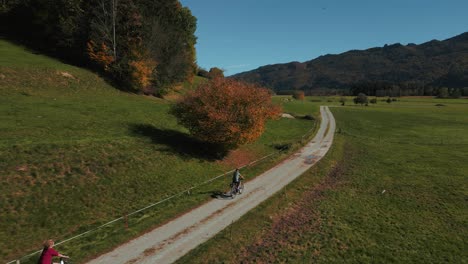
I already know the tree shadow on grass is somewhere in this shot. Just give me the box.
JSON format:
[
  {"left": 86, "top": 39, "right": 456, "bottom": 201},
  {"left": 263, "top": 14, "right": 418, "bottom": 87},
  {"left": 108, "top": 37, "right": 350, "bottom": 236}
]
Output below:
[{"left": 130, "top": 124, "right": 228, "bottom": 161}]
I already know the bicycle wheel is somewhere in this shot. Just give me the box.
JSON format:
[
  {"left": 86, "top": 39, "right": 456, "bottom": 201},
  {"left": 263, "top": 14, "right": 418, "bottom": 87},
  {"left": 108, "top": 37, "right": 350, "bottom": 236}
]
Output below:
[
  {"left": 238, "top": 182, "right": 244, "bottom": 194},
  {"left": 230, "top": 184, "right": 237, "bottom": 198}
]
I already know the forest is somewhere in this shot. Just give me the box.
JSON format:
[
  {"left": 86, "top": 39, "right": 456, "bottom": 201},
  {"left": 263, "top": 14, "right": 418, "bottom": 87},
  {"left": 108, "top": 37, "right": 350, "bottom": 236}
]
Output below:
[{"left": 1, "top": 0, "right": 197, "bottom": 96}]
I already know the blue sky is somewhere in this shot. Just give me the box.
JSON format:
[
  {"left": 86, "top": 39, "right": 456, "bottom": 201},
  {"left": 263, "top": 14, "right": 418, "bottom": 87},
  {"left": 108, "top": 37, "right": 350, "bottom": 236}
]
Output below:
[{"left": 180, "top": 0, "right": 468, "bottom": 76}]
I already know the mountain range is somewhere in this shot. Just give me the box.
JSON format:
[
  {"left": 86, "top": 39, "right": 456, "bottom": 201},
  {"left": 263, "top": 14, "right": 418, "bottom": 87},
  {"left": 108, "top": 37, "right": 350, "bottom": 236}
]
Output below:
[{"left": 233, "top": 32, "right": 468, "bottom": 94}]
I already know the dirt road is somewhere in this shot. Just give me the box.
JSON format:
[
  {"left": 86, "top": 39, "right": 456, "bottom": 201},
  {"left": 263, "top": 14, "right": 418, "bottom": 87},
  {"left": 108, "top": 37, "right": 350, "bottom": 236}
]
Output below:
[{"left": 87, "top": 106, "right": 336, "bottom": 264}]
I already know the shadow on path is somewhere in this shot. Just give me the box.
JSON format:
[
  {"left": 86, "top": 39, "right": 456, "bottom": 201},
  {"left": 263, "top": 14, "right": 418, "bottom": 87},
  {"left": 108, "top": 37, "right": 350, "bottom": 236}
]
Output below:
[{"left": 210, "top": 191, "right": 234, "bottom": 200}]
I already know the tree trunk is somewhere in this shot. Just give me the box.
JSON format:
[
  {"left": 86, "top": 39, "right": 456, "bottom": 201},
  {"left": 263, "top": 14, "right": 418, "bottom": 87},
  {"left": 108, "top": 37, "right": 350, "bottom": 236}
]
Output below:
[{"left": 112, "top": 0, "right": 117, "bottom": 60}]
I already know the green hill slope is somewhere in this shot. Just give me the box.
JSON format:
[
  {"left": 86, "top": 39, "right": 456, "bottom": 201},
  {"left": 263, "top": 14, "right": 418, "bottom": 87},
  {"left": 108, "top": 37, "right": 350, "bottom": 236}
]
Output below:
[{"left": 0, "top": 40, "right": 317, "bottom": 263}]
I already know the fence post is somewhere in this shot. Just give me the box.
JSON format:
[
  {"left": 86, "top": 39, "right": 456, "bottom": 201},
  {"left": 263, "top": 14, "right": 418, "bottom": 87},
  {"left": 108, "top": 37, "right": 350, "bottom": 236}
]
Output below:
[{"left": 16, "top": 260, "right": 20, "bottom": 264}]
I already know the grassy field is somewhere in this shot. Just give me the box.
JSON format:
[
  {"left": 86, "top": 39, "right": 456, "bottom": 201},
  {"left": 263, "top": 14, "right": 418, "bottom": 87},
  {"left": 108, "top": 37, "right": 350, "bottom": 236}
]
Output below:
[
  {"left": 177, "top": 98, "right": 468, "bottom": 263},
  {"left": 0, "top": 40, "right": 322, "bottom": 263}
]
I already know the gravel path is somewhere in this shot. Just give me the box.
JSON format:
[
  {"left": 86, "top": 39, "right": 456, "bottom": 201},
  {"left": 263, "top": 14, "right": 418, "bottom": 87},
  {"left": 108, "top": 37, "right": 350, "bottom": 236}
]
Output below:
[{"left": 87, "top": 106, "right": 336, "bottom": 264}]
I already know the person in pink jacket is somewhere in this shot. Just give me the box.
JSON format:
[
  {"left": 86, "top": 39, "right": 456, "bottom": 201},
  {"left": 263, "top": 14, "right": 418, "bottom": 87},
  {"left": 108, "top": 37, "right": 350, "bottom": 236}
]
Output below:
[{"left": 38, "top": 239, "right": 69, "bottom": 264}]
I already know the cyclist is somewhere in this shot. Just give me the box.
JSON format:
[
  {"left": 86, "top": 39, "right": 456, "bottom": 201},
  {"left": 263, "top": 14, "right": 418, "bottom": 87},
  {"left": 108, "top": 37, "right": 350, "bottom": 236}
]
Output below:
[
  {"left": 232, "top": 168, "right": 244, "bottom": 194},
  {"left": 38, "top": 239, "right": 69, "bottom": 264}
]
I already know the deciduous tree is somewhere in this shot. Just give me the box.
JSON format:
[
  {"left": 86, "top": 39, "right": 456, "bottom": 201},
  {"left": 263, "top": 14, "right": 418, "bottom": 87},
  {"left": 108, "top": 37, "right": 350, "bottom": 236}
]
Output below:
[
  {"left": 292, "top": 90, "right": 305, "bottom": 100},
  {"left": 353, "top": 93, "right": 368, "bottom": 105},
  {"left": 339, "top": 96, "right": 346, "bottom": 106},
  {"left": 128, "top": 49, "right": 157, "bottom": 90},
  {"left": 207, "top": 67, "right": 224, "bottom": 79},
  {"left": 3, "top": 0, "right": 197, "bottom": 92},
  {"left": 437, "top": 87, "right": 449, "bottom": 98},
  {"left": 170, "top": 78, "right": 281, "bottom": 150}
]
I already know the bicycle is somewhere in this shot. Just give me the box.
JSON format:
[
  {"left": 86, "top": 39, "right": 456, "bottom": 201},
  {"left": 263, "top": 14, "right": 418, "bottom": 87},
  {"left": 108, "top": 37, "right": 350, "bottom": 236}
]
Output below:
[
  {"left": 59, "top": 257, "right": 73, "bottom": 264},
  {"left": 229, "top": 181, "right": 244, "bottom": 198}
]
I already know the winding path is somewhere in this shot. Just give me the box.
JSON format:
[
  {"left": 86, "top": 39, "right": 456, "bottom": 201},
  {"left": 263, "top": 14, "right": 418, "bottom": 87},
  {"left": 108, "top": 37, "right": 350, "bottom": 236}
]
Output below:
[{"left": 87, "top": 106, "right": 336, "bottom": 264}]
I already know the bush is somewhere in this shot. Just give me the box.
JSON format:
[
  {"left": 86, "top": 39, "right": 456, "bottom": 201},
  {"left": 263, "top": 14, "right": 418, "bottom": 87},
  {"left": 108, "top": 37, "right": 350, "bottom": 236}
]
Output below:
[
  {"left": 273, "top": 143, "right": 292, "bottom": 151},
  {"left": 339, "top": 97, "right": 346, "bottom": 106},
  {"left": 438, "top": 87, "right": 449, "bottom": 98},
  {"left": 170, "top": 78, "right": 281, "bottom": 150},
  {"left": 370, "top": 98, "right": 377, "bottom": 104},
  {"left": 292, "top": 90, "right": 305, "bottom": 100},
  {"left": 353, "top": 93, "right": 368, "bottom": 105},
  {"left": 207, "top": 67, "right": 224, "bottom": 79},
  {"left": 197, "top": 68, "right": 210, "bottom": 78}
]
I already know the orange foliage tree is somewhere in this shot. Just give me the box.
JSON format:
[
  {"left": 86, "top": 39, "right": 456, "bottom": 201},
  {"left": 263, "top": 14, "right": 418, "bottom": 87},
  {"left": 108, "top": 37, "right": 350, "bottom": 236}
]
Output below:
[
  {"left": 87, "top": 40, "right": 115, "bottom": 71},
  {"left": 292, "top": 90, "right": 305, "bottom": 100},
  {"left": 170, "top": 78, "right": 282, "bottom": 149},
  {"left": 129, "top": 49, "right": 157, "bottom": 90}
]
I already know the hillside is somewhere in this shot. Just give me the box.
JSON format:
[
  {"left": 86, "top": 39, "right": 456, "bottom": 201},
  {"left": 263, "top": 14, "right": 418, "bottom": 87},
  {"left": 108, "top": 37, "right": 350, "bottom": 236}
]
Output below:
[
  {"left": 233, "top": 32, "right": 468, "bottom": 94},
  {"left": 1, "top": 0, "right": 197, "bottom": 94},
  {"left": 0, "top": 40, "right": 318, "bottom": 263}
]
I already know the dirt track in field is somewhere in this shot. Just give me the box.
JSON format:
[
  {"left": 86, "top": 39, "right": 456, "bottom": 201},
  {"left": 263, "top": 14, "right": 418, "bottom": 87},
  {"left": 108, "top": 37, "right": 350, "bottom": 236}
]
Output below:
[{"left": 87, "top": 106, "right": 336, "bottom": 264}]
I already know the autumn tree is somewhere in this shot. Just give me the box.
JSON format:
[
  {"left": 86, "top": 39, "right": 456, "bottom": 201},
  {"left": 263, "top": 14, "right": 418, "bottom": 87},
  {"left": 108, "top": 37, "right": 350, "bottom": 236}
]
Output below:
[
  {"left": 170, "top": 78, "right": 281, "bottom": 150},
  {"left": 87, "top": 40, "right": 115, "bottom": 71},
  {"left": 197, "top": 67, "right": 210, "bottom": 78},
  {"left": 292, "top": 90, "right": 305, "bottom": 100},
  {"left": 87, "top": 0, "right": 119, "bottom": 63},
  {"left": 128, "top": 49, "right": 157, "bottom": 90},
  {"left": 2, "top": 0, "right": 196, "bottom": 92},
  {"left": 207, "top": 67, "right": 224, "bottom": 79}
]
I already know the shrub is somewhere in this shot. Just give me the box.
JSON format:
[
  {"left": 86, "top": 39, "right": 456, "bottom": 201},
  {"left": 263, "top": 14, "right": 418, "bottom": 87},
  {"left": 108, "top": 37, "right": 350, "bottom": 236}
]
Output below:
[
  {"left": 292, "top": 90, "right": 305, "bottom": 100},
  {"left": 339, "top": 97, "right": 346, "bottom": 106},
  {"left": 207, "top": 67, "right": 224, "bottom": 79},
  {"left": 451, "top": 88, "right": 462, "bottom": 98},
  {"left": 197, "top": 68, "right": 210, "bottom": 78},
  {"left": 170, "top": 78, "right": 281, "bottom": 150},
  {"left": 370, "top": 98, "right": 377, "bottom": 104},
  {"left": 302, "top": 115, "right": 315, "bottom": 120},
  {"left": 353, "top": 93, "right": 368, "bottom": 105},
  {"left": 273, "top": 143, "right": 292, "bottom": 151},
  {"left": 438, "top": 87, "right": 449, "bottom": 98}
]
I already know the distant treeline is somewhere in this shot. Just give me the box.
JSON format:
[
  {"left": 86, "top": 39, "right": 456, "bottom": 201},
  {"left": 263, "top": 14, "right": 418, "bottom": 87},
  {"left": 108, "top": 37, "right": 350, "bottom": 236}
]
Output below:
[
  {"left": 0, "top": 0, "right": 197, "bottom": 95},
  {"left": 349, "top": 81, "right": 468, "bottom": 98},
  {"left": 276, "top": 82, "right": 468, "bottom": 98}
]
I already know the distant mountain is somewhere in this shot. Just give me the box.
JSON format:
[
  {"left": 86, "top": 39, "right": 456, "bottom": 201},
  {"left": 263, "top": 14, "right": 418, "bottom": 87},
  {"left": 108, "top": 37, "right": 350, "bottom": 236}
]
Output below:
[{"left": 233, "top": 32, "right": 468, "bottom": 95}]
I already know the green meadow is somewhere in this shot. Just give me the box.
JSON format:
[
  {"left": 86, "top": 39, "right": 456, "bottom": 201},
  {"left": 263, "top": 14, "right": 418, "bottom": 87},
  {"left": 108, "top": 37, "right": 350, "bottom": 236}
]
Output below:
[
  {"left": 0, "top": 40, "right": 318, "bottom": 263},
  {"left": 178, "top": 98, "right": 468, "bottom": 263}
]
